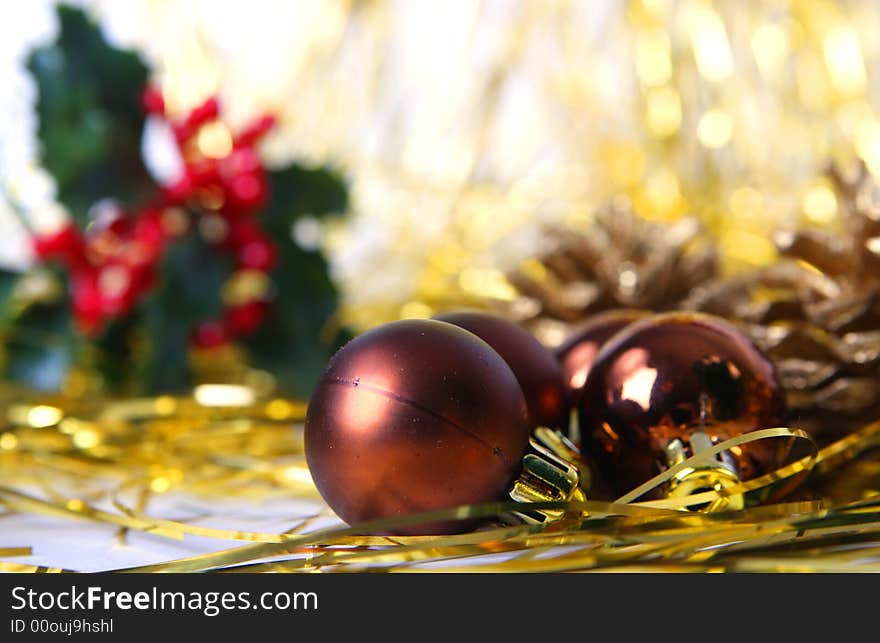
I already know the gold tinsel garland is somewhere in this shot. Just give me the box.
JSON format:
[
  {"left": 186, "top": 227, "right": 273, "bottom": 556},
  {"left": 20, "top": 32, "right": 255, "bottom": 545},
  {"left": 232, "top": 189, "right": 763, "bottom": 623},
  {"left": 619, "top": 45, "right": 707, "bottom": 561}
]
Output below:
[
  {"left": 0, "top": 162, "right": 880, "bottom": 572},
  {"left": 2, "top": 162, "right": 879, "bottom": 572},
  {"left": 5, "top": 2, "right": 880, "bottom": 572},
  {"left": 2, "top": 384, "right": 880, "bottom": 573}
]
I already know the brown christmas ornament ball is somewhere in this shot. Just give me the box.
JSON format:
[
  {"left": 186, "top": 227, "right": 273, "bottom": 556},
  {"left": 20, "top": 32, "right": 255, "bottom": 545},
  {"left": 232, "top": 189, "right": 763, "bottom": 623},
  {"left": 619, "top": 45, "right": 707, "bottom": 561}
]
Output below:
[
  {"left": 304, "top": 319, "right": 531, "bottom": 534},
  {"left": 435, "top": 311, "right": 568, "bottom": 430},
  {"left": 579, "top": 312, "right": 787, "bottom": 500},
  {"left": 556, "top": 309, "right": 647, "bottom": 404}
]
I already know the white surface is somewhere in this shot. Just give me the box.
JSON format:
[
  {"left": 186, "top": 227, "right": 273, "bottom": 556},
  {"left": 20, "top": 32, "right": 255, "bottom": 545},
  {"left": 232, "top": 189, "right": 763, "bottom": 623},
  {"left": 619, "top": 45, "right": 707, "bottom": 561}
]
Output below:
[{"left": 0, "top": 492, "right": 335, "bottom": 572}]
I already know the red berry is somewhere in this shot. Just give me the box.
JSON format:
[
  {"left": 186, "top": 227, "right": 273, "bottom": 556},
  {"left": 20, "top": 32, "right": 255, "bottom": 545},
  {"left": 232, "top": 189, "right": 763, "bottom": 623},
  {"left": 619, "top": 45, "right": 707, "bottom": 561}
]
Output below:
[
  {"left": 173, "top": 122, "right": 194, "bottom": 143},
  {"left": 181, "top": 97, "right": 220, "bottom": 138},
  {"left": 83, "top": 208, "right": 126, "bottom": 264},
  {"left": 106, "top": 215, "right": 128, "bottom": 237},
  {"left": 237, "top": 235, "right": 277, "bottom": 271},
  {"left": 164, "top": 174, "right": 194, "bottom": 204},
  {"left": 224, "top": 218, "right": 258, "bottom": 247},
  {"left": 224, "top": 220, "right": 277, "bottom": 269},
  {"left": 141, "top": 86, "right": 166, "bottom": 115},
  {"left": 224, "top": 301, "right": 268, "bottom": 337},
  {"left": 187, "top": 158, "right": 220, "bottom": 189},
  {"left": 228, "top": 173, "right": 266, "bottom": 210},
  {"left": 71, "top": 270, "right": 103, "bottom": 335},
  {"left": 234, "top": 114, "right": 275, "bottom": 148},
  {"left": 33, "top": 224, "right": 84, "bottom": 264},
  {"left": 192, "top": 320, "right": 229, "bottom": 348},
  {"left": 121, "top": 266, "right": 157, "bottom": 313},
  {"left": 130, "top": 209, "right": 168, "bottom": 264},
  {"left": 194, "top": 97, "right": 220, "bottom": 123},
  {"left": 225, "top": 148, "right": 261, "bottom": 175},
  {"left": 133, "top": 265, "right": 158, "bottom": 294},
  {"left": 34, "top": 224, "right": 92, "bottom": 274}
]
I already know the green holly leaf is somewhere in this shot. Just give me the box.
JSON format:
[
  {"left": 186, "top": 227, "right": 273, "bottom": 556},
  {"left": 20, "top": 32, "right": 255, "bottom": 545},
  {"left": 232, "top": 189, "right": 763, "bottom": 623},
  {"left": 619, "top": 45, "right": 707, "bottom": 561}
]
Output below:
[
  {"left": 20, "top": 6, "right": 353, "bottom": 396},
  {"left": 0, "top": 269, "right": 73, "bottom": 391},
  {"left": 243, "top": 165, "right": 350, "bottom": 397},
  {"left": 108, "top": 165, "right": 350, "bottom": 396},
  {"left": 264, "top": 164, "right": 348, "bottom": 219},
  {"left": 27, "top": 5, "right": 153, "bottom": 223},
  {"left": 2, "top": 299, "right": 74, "bottom": 392},
  {"left": 0, "top": 270, "right": 17, "bottom": 310},
  {"left": 138, "top": 230, "right": 233, "bottom": 392}
]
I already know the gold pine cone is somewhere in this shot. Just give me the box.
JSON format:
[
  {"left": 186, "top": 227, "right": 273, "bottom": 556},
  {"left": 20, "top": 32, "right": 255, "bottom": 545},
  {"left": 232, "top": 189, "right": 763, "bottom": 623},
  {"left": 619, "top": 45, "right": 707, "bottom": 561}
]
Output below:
[
  {"left": 685, "top": 162, "right": 880, "bottom": 442},
  {"left": 502, "top": 200, "right": 717, "bottom": 347}
]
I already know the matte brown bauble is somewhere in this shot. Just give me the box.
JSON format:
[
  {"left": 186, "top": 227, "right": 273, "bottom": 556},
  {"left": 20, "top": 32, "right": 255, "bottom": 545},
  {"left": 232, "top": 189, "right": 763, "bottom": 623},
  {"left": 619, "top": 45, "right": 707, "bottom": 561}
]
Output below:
[
  {"left": 578, "top": 312, "right": 786, "bottom": 499},
  {"left": 435, "top": 311, "right": 568, "bottom": 430},
  {"left": 304, "top": 319, "right": 530, "bottom": 535},
  {"left": 556, "top": 309, "right": 647, "bottom": 404}
]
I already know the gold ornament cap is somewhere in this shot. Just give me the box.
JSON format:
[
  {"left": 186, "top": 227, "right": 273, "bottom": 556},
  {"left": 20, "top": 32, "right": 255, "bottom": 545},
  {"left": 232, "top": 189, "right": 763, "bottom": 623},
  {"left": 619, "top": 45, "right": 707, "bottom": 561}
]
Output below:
[
  {"left": 664, "top": 431, "right": 744, "bottom": 511},
  {"left": 507, "top": 426, "right": 587, "bottom": 524}
]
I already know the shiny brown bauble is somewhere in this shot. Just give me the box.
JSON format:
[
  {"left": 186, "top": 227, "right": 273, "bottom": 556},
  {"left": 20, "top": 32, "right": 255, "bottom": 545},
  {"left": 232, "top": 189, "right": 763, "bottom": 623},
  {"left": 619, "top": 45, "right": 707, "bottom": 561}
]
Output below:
[
  {"left": 435, "top": 311, "right": 568, "bottom": 430},
  {"left": 578, "top": 312, "right": 786, "bottom": 498},
  {"left": 556, "top": 309, "right": 647, "bottom": 404},
  {"left": 304, "top": 319, "right": 531, "bottom": 535}
]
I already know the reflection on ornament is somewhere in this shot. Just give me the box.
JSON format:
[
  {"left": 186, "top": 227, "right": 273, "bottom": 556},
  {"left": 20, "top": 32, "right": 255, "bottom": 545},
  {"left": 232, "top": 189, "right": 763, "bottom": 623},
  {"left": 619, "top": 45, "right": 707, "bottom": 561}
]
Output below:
[
  {"left": 556, "top": 309, "right": 647, "bottom": 405},
  {"left": 579, "top": 312, "right": 788, "bottom": 508}
]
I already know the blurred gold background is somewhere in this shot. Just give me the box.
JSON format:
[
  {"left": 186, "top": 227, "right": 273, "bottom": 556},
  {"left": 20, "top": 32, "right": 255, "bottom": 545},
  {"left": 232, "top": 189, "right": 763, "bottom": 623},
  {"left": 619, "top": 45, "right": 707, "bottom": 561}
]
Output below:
[
  {"left": 5, "top": 0, "right": 880, "bottom": 330},
  {"left": 2, "top": 1, "right": 880, "bottom": 573}
]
